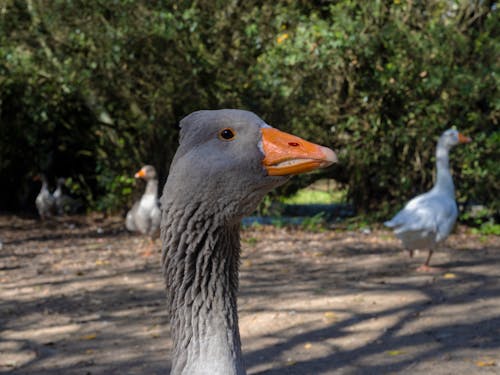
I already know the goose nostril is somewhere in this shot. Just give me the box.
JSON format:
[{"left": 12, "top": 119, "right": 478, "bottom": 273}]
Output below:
[{"left": 288, "top": 142, "right": 300, "bottom": 147}]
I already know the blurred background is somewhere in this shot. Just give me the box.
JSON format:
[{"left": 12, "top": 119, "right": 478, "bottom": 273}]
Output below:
[{"left": 0, "top": 0, "right": 498, "bottom": 228}]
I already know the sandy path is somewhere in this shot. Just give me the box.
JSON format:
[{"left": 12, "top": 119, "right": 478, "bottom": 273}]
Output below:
[{"left": 0, "top": 215, "right": 498, "bottom": 374}]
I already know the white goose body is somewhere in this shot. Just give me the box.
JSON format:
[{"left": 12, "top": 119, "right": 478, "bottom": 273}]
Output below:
[
  {"left": 161, "top": 110, "right": 337, "bottom": 374},
  {"left": 386, "top": 188, "right": 458, "bottom": 250},
  {"left": 385, "top": 129, "right": 471, "bottom": 270}
]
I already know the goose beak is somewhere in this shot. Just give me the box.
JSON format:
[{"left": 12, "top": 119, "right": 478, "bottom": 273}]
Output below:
[
  {"left": 134, "top": 168, "right": 146, "bottom": 178},
  {"left": 458, "top": 133, "right": 472, "bottom": 144},
  {"left": 261, "top": 128, "right": 337, "bottom": 176}
]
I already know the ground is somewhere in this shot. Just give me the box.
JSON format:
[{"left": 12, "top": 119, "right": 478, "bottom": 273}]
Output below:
[{"left": 0, "top": 214, "right": 499, "bottom": 375}]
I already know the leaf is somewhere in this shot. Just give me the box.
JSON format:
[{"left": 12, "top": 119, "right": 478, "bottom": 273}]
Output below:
[
  {"left": 323, "top": 311, "right": 337, "bottom": 321},
  {"left": 443, "top": 273, "right": 457, "bottom": 279},
  {"left": 80, "top": 333, "right": 97, "bottom": 340},
  {"left": 386, "top": 350, "right": 406, "bottom": 356},
  {"left": 475, "top": 359, "right": 496, "bottom": 367}
]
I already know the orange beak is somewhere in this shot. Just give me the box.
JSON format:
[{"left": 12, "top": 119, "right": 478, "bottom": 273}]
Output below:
[
  {"left": 134, "top": 168, "right": 146, "bottom": 178},
  {"left": 261, "top": 128, "right": 337, "bottom": 176},
  {"left": 458, "top": 133, "right": 472, "bottom": 144}
]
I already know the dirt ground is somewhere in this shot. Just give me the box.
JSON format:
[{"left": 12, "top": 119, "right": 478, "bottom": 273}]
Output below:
[{"left": 1, "top": 214, "right": 499, "bottom": 375}]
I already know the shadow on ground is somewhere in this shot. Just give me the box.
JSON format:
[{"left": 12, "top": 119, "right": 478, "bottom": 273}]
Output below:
[{"left": 0, "top": 215, "right": 499, "bottom": 374}]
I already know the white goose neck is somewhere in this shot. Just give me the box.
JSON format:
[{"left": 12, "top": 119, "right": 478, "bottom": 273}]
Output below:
[
  {"left": 144, "top": 178, "right": 158, "bottom": 196},
  {"left": 41, "top": 179, "right": 49, "bottom": 192},
  {"left": 434, "top": 143, "right": 454, "bottom": 196}
]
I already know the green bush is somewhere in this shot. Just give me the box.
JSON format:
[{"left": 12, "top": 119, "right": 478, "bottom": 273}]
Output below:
[{"left": 0, "top": 1, "right": 497, "bottom": 219}]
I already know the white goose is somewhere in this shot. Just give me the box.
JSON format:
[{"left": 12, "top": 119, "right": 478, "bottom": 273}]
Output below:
[
  {"left": 384, "top": 129, "right": 471, "bottom": 272},
  {"left": 35, "top": 174, "right": 56, "bottom": 220},
  {"left": 125, "top": 165, "right": 161, "bottom": 238}
]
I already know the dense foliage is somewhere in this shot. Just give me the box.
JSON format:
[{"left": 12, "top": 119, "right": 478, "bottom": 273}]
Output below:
[{"left": 0, "top": 0, "right": 498, "bottom": 218}]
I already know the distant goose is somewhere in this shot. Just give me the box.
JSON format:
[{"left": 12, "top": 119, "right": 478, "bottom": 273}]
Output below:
[
  {"left": 54, "top": 177, "right": 80, "bottom": 215},
  {"left": 385, "top": 129, "right": 471, "bottom": 272},
  {"left": 34, "top": 174, "right": 56, "bottom": 220},
  {"left": 125, "top": 165, "right": 161, "bottom": 239},
  {"left": 161, "top": 109, "right": 337, "bottom": 374}
]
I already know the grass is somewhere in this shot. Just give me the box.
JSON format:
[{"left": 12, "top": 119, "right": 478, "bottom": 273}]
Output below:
[
  {"left": 281, "top": 188, "right": 346, "bottom": 205},
  {"left": 301, "top": 212, "right": 327, "bottom": 232},
  {"left": 470, "top": 222, "right": 500, "bottom": 236}
]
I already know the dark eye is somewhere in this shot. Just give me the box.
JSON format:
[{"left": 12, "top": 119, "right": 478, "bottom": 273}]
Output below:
[{"left": 219, "top": 128, "right": 236, "bottom": 141}]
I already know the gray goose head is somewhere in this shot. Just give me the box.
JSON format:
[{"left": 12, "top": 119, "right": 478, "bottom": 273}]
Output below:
[
  {"left": 134, "top": 165, "right": 159, "bottom": 197},
  {"left": 135, "top": 165, "right": 157, "bottom": 180},
  {"left": 56, "top": 177, "right": 65, "bottom": 189},
  {"left": 160, "top": 109, "right": 336, "bottom": 375}
]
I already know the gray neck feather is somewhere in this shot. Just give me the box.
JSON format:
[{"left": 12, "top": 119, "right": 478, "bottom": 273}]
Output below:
[
  {"left": 161, "top": 201, "right": 245, "bottom": 375},
  {"left": 434, "top": 142, "right": 455, "bottom": 196}
]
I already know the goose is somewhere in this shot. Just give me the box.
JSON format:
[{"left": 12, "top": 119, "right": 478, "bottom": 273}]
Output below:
[
  {"left": 54, "top": 177, "right": 80, "bottom": 215},
  {"left": 34, "top": 174, "right": 56, "bottom": 220},
  {"left": 125, "top": 165, "right": 161, "bottom": 239},
  {"left": 160, "top": 109, "right": 337, "bottom": 375},
  {"left": 384, "top": 128, "right": 471, "bottom": 272}
]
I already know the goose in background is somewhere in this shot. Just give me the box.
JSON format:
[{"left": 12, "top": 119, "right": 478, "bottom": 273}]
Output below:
[
  {"left": 34, "top": 174, "right": 56, "bottom": 220},
  {"left": 125, "top": 165, "right": 161, "bottom": 239},
  {"left": 54, "top": 177, "right": 81, "bottom": 215},
  {"left": 385, "top": 128, "right": 471, "bottom": 272},
  {"left": 161, "top": 109, "right": 337, "bottom": 374}
]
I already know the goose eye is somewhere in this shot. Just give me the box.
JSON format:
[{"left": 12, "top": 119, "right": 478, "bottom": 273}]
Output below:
[{"left": 219, "top": 128, "right": 236, "bottom": 141}]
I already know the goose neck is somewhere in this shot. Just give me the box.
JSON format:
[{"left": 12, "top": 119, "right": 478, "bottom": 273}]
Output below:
[
  {"left": 41, "top": 179, "right": 49, "bottom": 191},
  {"left": 144, "top": 178, "right": 158, "bottom": 196},
  {"left": 162, "top": 203, "right": 245, "bottom": 375},
  {"left": 434, "top": 143, "right": 454, "bottom": 195}
]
